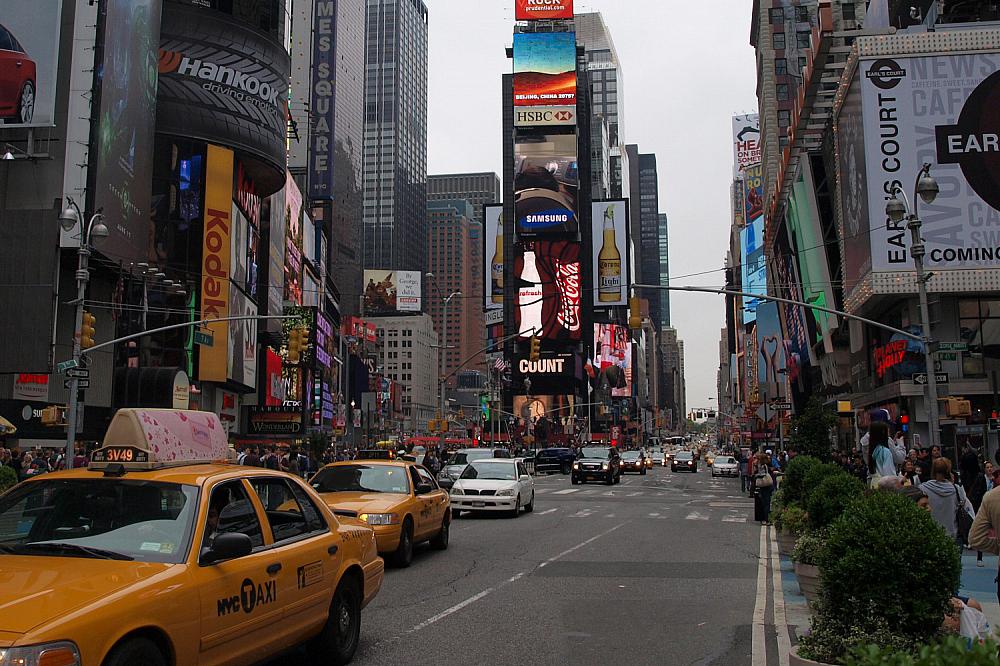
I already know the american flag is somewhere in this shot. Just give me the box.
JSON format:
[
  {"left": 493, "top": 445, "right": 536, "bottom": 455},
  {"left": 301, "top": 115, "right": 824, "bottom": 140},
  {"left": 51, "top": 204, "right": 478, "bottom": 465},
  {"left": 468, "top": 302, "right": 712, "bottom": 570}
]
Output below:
[{"left": 494, "top": 357, "right": 510, "bottom": 372}]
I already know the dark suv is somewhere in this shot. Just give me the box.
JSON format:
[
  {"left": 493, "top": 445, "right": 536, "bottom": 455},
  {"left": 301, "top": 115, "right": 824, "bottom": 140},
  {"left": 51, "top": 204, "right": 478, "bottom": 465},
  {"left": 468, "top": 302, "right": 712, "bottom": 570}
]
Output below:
[
  {"left": 571, "top": 445, "right": 621, "bottom": 485},
  {"left": 535, "top": 447, "right": 576, "bottom": 474}
]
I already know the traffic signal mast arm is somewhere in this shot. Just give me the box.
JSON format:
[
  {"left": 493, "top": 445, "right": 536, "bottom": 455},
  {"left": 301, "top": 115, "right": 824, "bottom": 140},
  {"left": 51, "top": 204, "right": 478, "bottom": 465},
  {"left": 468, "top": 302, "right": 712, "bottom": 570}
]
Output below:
[{"left": 77, "top": 315, "right": 299, "bottom": 356}]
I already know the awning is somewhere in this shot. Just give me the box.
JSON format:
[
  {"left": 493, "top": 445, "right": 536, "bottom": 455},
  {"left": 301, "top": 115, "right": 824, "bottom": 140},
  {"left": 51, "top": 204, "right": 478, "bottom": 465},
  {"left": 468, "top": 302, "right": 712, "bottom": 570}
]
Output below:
[{"left": 0, "top": 415, "right": 17, "bottom": 436}]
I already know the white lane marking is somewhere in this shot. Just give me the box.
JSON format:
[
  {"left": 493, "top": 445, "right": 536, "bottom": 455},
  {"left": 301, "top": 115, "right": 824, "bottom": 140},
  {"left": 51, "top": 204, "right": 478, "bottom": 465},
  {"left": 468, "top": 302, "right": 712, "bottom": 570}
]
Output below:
[
  {"left": 534, "top": 488, "right": 552, "bottom": 494},
  {"left": 722, "top": 516, "right": 747, "bottom": 523},
  {"left": 685, "top": 511, "right": 710, "bottom": 521},
  {"left": 628, "top": 492, "right": 642, "bottom": 497},
  {"left": 605, "top": 514, "right": 616, "bottom": 518},
  {"left": 553, "top": 488, "right": 581, "bottom": 495},
  {"left": 581, "top": 489, "right": 600, "bottom": 496},
  {"left": 752, "top": 525, "right": 768, "bottom": 666},
  {"left": 406, "top": 589, "right": 495, "bottom": 634},
  {"left": 648, "top": 512, "right": 661, "bottom": 517},
  {"left": 537, "top": 508, "right": 558, "bottom": 516},
  {"left": 711, "top": 501, "right": 753, "bottom": 508},
  {"left": 771, "top": 526, "right": 791, "bottom": 666},
  {"left": 509, "top": 572, "right": 525, "bottom": 583},
  {"left": 538, "top": 522, "right": 628, "bottom": 569},
  {"left": 570, "top": 509, "right": 595, "bottom": 518}
]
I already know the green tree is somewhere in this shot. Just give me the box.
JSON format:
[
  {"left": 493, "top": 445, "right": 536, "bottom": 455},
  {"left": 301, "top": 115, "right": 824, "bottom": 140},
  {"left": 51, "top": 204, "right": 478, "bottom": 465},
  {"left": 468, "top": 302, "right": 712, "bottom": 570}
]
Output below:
[{"left": 789, "top": 397, "right": 837, "bottom": 462}]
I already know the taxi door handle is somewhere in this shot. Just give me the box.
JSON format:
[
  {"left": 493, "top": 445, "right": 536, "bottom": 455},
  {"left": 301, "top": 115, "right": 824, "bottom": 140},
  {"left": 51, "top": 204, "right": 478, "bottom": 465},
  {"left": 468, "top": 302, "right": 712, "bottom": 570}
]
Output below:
[{"left": 266, "top": 563, "right": 282, "bottom": 575}]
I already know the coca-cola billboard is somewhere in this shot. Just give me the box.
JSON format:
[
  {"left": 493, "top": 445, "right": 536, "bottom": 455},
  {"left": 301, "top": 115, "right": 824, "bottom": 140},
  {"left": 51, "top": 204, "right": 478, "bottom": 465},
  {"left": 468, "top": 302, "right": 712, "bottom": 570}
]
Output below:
[{"left": 514, "top": 240, "right": 581, "bottom": 342}]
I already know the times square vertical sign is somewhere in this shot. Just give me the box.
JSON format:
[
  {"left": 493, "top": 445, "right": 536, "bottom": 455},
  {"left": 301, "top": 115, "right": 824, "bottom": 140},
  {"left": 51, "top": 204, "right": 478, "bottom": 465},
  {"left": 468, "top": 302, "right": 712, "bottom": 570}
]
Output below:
[{"left": 310, "top": 1, "right": 337, "bottom": 200}]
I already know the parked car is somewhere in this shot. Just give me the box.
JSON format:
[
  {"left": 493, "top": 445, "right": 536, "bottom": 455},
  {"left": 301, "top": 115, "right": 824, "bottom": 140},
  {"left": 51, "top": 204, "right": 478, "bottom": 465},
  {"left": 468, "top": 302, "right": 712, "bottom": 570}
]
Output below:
[
  {"left": 0, "top": 23, "right": 36, "bottom": 124},
  {"left": 571, "top": 446, "right": 621, "bottom": 485},
  {"left": 534, "top": 447, "right": 576, "bottom": 474}
]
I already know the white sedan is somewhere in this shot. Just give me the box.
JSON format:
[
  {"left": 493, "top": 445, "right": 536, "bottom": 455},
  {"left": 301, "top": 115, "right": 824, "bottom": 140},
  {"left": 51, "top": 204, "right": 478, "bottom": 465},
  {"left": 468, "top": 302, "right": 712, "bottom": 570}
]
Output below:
[
  {"left": 450, "top": 459, "right": 535, "bottom": 518},
  {"left": 711, "top": 455, "right": 739, "bottom": 478}
]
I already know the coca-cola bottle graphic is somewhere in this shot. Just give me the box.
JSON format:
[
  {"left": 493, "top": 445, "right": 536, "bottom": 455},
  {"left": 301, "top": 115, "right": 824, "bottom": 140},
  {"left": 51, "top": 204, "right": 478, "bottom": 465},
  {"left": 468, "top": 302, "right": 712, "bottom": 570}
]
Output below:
[{"left": 518, "top": 243, "right": 543, "bottom": 338}]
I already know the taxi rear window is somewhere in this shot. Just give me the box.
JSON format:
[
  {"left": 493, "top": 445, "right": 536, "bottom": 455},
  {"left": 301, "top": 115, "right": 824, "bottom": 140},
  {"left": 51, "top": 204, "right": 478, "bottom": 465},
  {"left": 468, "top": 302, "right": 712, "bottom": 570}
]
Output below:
[{"left": 0, "top": 479, "right": 199, "bottom": 564}]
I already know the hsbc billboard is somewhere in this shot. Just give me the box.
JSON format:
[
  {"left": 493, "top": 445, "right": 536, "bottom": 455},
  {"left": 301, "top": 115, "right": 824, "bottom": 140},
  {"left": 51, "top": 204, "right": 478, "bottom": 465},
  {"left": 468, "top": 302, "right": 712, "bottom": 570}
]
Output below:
[
  {"left": 515, "top": 0, "right": 574, "bottom": 21},
  {"left": 515, "top": 106, "right": 576, "bottom": 127}
]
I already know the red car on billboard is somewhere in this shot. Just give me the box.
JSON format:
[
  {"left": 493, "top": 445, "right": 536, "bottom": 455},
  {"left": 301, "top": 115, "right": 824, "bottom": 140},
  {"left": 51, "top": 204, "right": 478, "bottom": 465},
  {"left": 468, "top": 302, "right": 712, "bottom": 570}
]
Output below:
[{"left": 0, "top": 23, "right": 35, "bottom": 124}]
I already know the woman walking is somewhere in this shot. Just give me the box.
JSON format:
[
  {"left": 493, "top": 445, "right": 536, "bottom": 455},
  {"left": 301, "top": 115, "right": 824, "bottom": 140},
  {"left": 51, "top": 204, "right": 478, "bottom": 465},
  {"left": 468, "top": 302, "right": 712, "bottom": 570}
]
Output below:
[
  {"left": 753, "top": 453, "right": 775, "bottom": 525},
  {"left": 921, "top": 457, "right": 970, "bottom": 546}
]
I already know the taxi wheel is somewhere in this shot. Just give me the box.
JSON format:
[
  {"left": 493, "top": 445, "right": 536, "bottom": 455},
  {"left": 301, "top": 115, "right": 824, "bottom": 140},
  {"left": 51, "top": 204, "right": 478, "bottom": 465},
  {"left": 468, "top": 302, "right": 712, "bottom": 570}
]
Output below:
[
  {"left": 391, "top": 520, "right": 414, "bottom": 568},
  {"left": 310, "top": 576, "right": 361, "bottom": 665},
  {"left": 104, "top": 637, "right": 166, "bottom": 666},
  {"left": 430, "top": 515, "right": 450, "bottom": 550}
]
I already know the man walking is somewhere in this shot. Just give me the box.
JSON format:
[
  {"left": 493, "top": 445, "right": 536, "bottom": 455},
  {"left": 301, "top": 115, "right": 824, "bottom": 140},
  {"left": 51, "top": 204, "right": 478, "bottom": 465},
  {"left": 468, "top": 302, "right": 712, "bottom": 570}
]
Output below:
[{"left": 739, "top": 450, "right": 750, "bottom": 494}]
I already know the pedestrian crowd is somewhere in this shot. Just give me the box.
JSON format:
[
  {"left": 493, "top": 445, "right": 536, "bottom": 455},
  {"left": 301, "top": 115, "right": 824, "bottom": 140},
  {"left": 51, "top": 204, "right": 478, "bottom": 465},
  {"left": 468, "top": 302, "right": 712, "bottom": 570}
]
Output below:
[{"left": 0, "top": 444, "right": 93, "bottom": 480}]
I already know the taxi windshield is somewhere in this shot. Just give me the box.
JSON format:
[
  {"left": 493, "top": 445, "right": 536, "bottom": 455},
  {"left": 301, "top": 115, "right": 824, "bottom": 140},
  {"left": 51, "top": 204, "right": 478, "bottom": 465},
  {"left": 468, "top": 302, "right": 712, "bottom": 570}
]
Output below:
[
  {"left": 312, "top": 465, "right": 410, "bottom": 494},
  {"left": 0, "top": 479, "right": 199, "bottom": 564}
]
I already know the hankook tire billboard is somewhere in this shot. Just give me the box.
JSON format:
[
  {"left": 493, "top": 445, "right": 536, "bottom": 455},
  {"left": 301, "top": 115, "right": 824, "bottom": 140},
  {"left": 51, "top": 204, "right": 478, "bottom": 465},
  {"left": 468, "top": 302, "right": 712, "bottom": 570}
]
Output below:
[
  {"left": 157, "top": 5, "right": 290, "bottom": 194},
  {"left": 858, "top": 53, "right": 1000, "bottom": 273}
]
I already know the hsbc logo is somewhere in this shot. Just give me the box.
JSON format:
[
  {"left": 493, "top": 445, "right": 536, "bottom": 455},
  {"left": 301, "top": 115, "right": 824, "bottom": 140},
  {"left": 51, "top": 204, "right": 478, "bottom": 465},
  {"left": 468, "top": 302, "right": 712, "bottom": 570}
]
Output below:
[{"left": 514, "top": 106, "right": 576, "bottom": 127}]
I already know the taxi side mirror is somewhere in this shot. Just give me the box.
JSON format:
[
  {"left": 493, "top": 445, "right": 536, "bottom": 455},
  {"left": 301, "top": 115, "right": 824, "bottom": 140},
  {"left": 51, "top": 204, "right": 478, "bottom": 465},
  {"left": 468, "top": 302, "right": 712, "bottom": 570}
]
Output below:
[
  {"left": 201, "top": 532, "right": 253, "bottom": 565},
  {"left": 415, "top": 482, "right": 434, "bottom": 495},
  {"left": 519, "top": 474, "right": 531, "bottom": 482}
]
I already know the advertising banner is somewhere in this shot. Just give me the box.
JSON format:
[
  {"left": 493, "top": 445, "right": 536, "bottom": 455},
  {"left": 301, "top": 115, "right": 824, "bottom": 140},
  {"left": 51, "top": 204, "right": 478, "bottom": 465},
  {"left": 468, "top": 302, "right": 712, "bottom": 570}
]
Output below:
[
  {"left": 591, "top": 201, "right": 628, "bottom": 306},
  {"left": 515, "top": 0, "right": 574, "bottom": 21},
  {"left": 515, "top": 133, "right": 579, "bottom": 235},
  {"left": 513, "top": 395, "right": 578, "bottom": 422},
  {"left": 265, "top": 348, "right": 284, "bottom": 406},
  {"left": 484, "top": 204, "right": 504, "bottom": 311},
  {"left": 732, "top": 114, "right": 761, "bottom": 177},
  {"left": 0, "top": 2, "right": 63, "bottom": 127},
  {"left": 199, "top": 145, "right": 234, "bottom": 383},
  {"left": 309, "top": 0, "right": 337, "bottom": 200},
  {"left": 248, "top": 406, "right": 303, "bottom": 436},
  {"left": 741, "top": 217, "right": 766, "bottom": 324},
  {"left": 836, "top": 73, "right": 872, "bottom": 296},
  {"left": 513, "top": 32, "right": 577, "bottom": 108},
  {"left": 92, "top": 0, "right": 161, "bottom": 263},
  {"left": 860, "top": 53, "right": 1000, "bottom": 273},
  {"left": 514, "top": 240, "right": 581, "bottom": 342},
  {"left": 284, "top": 176, "right": 303, "bottom": 305},
  {"left": 594, "top": 324, "right": 632, "bottom": 398},
  {"left": 157, "top": 4, "right": 290, "bottom": 186},
  {"left": 514, "top": 106, "right": 577, "bottom": 127},
  {"left": 363, "top": 270, "right": 422, "bottom": 314},
  {"left": 513, "top": 352, "right": 579, "bottom": 396},
  {"left": 228, "top": 287, "right": 258, "bottom": 389},
  {"left": 12, "top": 374, "right": 48, "bottom": 402},
  {"left": 742, "top": 164, "right": 764, "bottom": 227},
  {"left": 755, "top": 302, "right": 786, "bottom": 400},
  {"left": 266, "top": 180, "right": 287, "bottom": 327}
]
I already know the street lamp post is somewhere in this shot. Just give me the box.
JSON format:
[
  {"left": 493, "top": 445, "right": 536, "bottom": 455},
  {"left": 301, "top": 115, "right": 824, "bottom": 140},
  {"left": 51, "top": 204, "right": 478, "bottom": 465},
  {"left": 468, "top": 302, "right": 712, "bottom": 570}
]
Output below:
[
  {"left": 59, "top": 198, "right": 108, "bottom": 469},
  {"left": 427, "top": 272, "right": 461, "bottom": 453},
  {"left": 886, "top": 164, "right": 942, "bottom": 451}
]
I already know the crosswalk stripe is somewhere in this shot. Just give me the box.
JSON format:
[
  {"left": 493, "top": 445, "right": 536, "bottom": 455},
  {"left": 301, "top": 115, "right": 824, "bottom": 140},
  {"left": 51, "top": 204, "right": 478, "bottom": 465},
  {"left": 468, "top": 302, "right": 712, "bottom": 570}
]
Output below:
[
  {"left": 685, "top": 511, "right": 710, "bottom": 521},
  {"left": 722, "top": 516, "right": 748, "bottom": 523},
  {"left": 552, "top": 488, "right": 580, "bottom": 495}
]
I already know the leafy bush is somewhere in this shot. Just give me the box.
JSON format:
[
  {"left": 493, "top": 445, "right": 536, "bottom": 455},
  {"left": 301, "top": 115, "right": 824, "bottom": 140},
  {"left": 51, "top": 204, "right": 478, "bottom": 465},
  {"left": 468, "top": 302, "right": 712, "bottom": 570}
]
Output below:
[
  {"left": 792, "top": 529, "right": 827, "bottom": 566},
  {"left": 780, "top": 504, "right": 809, "bottom": 536},
  {"left": 807, "top": 472, "right": 865, "bottom": 530},
  {"left": 799, "top": 599, "right": 915, "bottom": 664},
  {"left": 781, "top": 455, "right": 823, "bottom": 506},
  {"left": 802, "top": 462, "right": 847, "bottom": 508},
  {"left": 789, "top": 397, "right": 837, "bottom": 461},
  {"left": 0, "top": 465, "right": 16, "bottom": 493},
  {"left": 820, "top": 492, "right": 960, "bottom": 640},
  {"left": 845, "top": 636, "right": 1000, "bottom": 666}
]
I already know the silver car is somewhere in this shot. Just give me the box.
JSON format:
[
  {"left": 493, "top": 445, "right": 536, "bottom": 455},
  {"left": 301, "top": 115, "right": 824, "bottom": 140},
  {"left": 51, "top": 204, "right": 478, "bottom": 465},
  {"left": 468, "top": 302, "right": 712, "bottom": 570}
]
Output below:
[
  {"left": 711, "top": 455, "right": 739, "bottom": 478},
  {"left": 437, "top": 448, "right": 510, "bottom": 489}
]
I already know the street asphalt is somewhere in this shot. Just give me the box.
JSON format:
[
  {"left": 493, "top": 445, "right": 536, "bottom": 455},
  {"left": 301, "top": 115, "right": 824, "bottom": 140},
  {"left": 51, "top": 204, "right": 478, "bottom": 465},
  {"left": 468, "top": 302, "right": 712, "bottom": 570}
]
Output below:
[{"left": 325, "top": 465, "right": 772, "bottom": 665}]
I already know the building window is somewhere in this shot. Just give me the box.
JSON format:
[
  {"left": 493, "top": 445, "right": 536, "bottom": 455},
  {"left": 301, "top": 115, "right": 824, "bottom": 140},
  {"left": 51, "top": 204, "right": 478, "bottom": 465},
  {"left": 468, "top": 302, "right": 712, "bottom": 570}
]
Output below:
[
  {"left": 769, "top": 7, "right": 784, "bottom": 23},
  {"left": 778, "top": 110, "right": 791, "bottom": 127},
  {"left": 775, "top": 58, "right": 787, "bottom": 76},
  {"left": 795, "top": 6, "right": 810, "bottom": 22},
  {"left": 776, "top": 83, "right": 789, "bottom": 101},
  {"left": 842, "top": 3, "right": 856, "bottom": 21},
  {"left": 772, "top": 32, "right": 785, "bottom": 50},
  {"left": 799, "top": 57, "right": 808, "bottom": 74},
  {"left": 779, "top": 136, "right": 790, "bottom": 149},
  {"left": 797, "top": 31, "right": 811, "bottom": 49}
]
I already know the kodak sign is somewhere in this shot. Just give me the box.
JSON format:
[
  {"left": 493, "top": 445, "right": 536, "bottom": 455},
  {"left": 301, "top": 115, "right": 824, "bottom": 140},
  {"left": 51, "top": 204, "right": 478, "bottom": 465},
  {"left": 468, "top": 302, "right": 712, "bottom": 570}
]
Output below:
[
  {"left": 515, "top": 0, "right": 573, "bottom": 21},
  {"left": 200, "top": 145, "right": 234, "bottom": 383}
]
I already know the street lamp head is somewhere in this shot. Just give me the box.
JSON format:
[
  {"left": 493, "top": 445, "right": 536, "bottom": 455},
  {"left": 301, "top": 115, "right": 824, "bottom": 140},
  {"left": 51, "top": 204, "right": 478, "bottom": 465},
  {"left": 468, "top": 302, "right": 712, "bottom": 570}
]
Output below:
[
  {"left": 425, "top": 272, "right": 435, "bottom": 280},
  {"left": 58, "top": 205, "right": 79, "bottom": 232},
  {"left": 916, "top": 169, "right": 939, "bottom": 205},
  {"left": 885, "top": 195, "right": 906, "bottom": 224},
  {"left": 89, "top": 216, "right": 109, "bottom": 244}
]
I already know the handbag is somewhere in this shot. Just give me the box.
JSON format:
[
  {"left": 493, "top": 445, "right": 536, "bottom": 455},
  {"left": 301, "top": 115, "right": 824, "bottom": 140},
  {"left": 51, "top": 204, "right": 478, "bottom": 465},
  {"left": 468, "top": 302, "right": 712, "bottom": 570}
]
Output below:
[
  {"left": 756, "top": 470, "right": 774, "bottom": 488},
  {"left": 956, "top": 487, "right": 974, "bottom": 544}
]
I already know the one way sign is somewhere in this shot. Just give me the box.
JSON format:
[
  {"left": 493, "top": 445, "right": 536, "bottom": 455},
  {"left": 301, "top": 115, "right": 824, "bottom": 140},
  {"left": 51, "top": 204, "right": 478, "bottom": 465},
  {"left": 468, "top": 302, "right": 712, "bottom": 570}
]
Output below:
[{"left": 911, "top": 373, "right": 949, "bottom": 386}]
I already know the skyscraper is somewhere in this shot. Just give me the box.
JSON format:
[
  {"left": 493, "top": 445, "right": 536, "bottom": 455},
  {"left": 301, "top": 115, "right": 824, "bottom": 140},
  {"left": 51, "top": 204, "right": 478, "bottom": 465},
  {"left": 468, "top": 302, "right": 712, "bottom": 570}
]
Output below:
[
  {"left": 636, "top": 153, "right": 667, "bottom": 329},
  {"left": 428, "top": 173, "right": 501, "bottom": 226},
  {"left": 363, "top": 0, "right": 429, "bottom": 274},
  {"left": 657, "top": 213, "right": 671, "bottom": 327}
]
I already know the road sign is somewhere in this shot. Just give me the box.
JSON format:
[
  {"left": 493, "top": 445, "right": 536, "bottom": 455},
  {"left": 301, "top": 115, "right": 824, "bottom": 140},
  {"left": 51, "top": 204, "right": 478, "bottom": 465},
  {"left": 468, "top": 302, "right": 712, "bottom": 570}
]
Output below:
[
  {"left": 911, "top": 373, "right": 949, "bottom": 386},
  {"left": 56, "top": 359, "right": 79, "bottom": 373},
  {"left": 64, "top": 378, "right": 90, "bottom": 389},
  {"left": 770, "top": 401, "right": 792, "bottom": 411},
  {"left": 194, "top": 330, "right": 214, "bottom": 347},
  {"left": 938, "top": 342, "right": 968, "bottom": 352},
  {"left": 65, "top": 368, "right": 89, "bottom": 379}
]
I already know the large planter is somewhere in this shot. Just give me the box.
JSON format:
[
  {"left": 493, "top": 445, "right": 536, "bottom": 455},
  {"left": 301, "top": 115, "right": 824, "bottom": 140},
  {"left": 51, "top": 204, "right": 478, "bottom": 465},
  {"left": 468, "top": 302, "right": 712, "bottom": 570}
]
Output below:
[
  {"left": 794, "top": 562, "right": 821, "bottom": 604},
  {"left": 777, "top": 530, "right": 798, "bottom": 557},
  {"left": 789, "top": 646, "right": 833, "bottom": 666}
]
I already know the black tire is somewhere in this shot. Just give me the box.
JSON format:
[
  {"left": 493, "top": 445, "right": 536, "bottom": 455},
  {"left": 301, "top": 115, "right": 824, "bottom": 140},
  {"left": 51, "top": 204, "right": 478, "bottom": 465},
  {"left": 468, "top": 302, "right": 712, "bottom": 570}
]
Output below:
[
  {"left": 391, "top": 520, "right": 414, "bottom": 568},
  {"left": 451, "top": 508, "right": 462, "bottom": 519},
  {"left": 572, "top": 476, "right": 580, "bottom": 485},
  {"left": 309, "top": 575, "right": 362, "bottom": 665},
  {"left": 561, "top": 462, "right": 572, "bottom": 475},
  {"left": 525, "top": 491, "right": 534, "bottom": 512},
  {"left": 430, "top": 515, "right": 450, "bottom": 550},
  {"left": 104, "top": 638, "right": 166, "bottom": 666},
  {"left": 605, "top": 473, "right": 614, "bottom": 486},
  {"left": 510, "top": 495, "right": 521, "bottom": 518}
]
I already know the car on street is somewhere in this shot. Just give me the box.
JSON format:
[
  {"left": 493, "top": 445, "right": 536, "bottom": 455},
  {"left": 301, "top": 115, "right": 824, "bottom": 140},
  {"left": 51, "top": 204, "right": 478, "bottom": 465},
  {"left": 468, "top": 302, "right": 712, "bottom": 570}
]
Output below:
[
  {"left": 711, "top": 455, "right": 739, "bottom": 478},
  {"left": 450, "top": 459, "right": 535, "bottom": 517},
  {"left": 436, "top": 447, "right": 511, "bottom": 489},
  {"left": 672, "top": 450, "right": 698, "bottom": 473},
  {"left": 0, "top": 408, "right": 384, "bottom": 666},
  {"left": 663, "top": 449, "right": 675, "bottom": 467},
  {"left": 0, "top": 23, "right": 36, "bottom": 125},
  {"left": 311, "top": 460, "right": 451, "bottom": 567},
  {"left": 534, "top": 447, "right": 576, "bottom": 474},
  {"left": 620, "top": 450, "right": 647, "bottom": 475},
  {"left": 571, "top": 445, "right": 622, "bottom": 485}
]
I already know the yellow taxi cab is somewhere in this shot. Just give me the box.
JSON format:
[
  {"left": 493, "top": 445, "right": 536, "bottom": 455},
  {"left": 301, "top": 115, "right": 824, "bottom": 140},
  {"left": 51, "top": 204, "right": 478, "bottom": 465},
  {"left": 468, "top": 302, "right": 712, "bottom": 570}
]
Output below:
[
  {"left": 0, "top": 409, "right": 384, "bottom": 666},
  {"left": 310, "top": 460, "right": 450, "bottom": 568}
]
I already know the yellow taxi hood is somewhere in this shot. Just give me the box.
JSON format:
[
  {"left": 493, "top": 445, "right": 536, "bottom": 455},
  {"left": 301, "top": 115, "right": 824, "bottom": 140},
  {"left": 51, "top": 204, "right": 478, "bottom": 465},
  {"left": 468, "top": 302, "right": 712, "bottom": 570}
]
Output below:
[
  {"left": 0, "top": 557, "right": 173, "bottom": 635},
  {"left": 317, "top": 492, "right": 411, "bottom": 515}
]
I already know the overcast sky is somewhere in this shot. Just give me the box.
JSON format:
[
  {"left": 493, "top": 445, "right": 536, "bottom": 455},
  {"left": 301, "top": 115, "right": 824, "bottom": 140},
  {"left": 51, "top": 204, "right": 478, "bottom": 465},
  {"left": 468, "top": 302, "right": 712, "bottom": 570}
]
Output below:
[{"left": 425, "top": 0, "right": 758, "bottom": 413}]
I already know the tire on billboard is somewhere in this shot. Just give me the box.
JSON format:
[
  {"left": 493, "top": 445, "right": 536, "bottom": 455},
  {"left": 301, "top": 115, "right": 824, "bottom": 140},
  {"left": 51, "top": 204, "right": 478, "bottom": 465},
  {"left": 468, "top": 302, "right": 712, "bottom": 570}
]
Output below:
[{"left": 156, "top": 4, "right": 290, "bottom": 195}]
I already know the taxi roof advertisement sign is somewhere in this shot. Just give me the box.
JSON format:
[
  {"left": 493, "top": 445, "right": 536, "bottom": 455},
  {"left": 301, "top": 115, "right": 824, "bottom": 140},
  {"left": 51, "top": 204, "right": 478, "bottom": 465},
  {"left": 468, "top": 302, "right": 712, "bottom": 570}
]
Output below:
[
  {"left": 515, "top": 0, "right": 574, "bottom": 21},
  {"left": 513, "top": 32, "right": 577, "bottom": 108}
]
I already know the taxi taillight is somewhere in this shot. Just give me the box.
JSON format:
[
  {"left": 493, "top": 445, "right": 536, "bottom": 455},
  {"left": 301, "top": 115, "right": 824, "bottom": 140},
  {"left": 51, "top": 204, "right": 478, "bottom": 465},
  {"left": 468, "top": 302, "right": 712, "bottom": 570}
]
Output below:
[{"left": 39, "top": 648, "right": 80, "bottom": 666}]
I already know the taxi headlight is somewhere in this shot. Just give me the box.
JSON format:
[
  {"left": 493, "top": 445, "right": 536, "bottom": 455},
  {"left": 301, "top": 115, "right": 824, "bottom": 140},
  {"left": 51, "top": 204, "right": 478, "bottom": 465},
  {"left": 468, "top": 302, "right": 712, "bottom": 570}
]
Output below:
[
  {"left": 496, "top": 488, "right": 516, "bottom": 496},
  {"left": 359, "top": 513, "right": 400, "bottom": 526},
  {"left": 0, "top": 642, "right": 81, "bottom": 666},
  {"left": 450, "top": 487, "right": 464, "bottom": 495}
]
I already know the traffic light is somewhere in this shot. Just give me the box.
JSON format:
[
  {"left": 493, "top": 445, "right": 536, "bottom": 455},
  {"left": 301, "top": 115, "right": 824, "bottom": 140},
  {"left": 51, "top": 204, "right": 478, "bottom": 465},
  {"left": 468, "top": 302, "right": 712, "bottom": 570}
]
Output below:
[
  {"left": 900, "top": 413, "right": 910, "bottom": 434},
  {"left": 481, "top": 395, "right": 490, "bottom": 420},
  {"left": 288, "top": 326, "right": 308, "bottom": 364},
  {"left": 529, "top": 335, "right": 541, "bottom": 362},
  {"left": 80, "top": 311, "right": 96, "bottom": 349},
  {"left": 628, "top": 297, "right": 641, "bottom": 330}
]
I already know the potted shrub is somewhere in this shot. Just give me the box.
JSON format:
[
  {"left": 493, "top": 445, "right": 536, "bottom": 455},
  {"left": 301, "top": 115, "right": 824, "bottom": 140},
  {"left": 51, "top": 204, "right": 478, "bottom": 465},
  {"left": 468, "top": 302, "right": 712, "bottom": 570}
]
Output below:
[
  {"left": 0, "top": 465, "right": 16, "bottom": 494},
  {"left": 793, "top": 492, "right": 961, "bottom": 664},
  {"left": 791, "top": 530, "right": 826, "bottom": 604},
  {"left": 806, "top": 472, "right": 864, "bottom": 530},
  {"left": 845, "top": 636, "right": 1000, "bottom": 665},
  {"left": 781, "top": 455, "right": 823, "bottom": 506},
  {"left": 777, "top": 504, "right": 808, "bottom": 556}
]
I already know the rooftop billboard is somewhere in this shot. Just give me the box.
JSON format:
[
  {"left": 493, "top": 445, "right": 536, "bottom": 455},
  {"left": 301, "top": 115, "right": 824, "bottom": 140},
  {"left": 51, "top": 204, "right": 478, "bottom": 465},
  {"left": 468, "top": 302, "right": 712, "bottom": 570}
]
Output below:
[
  {"left": 515, "top": 0, "right": 574, "bottom": 21},
  {"left": 363, "top": 270, "right": 422, "bottom": 314},
  {"left": 513, "top": 32, "right": 576, "bottom": 108},
  {"left": 0, "top": 2, "right": 63, "bottom": 127},
  {"left": 514, "top": 132, "right": 579, "bottom": 235}
]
